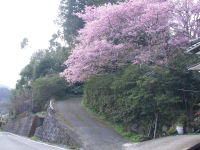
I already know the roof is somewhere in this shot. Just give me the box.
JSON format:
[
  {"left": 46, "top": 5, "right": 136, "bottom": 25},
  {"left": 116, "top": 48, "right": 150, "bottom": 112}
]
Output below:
[
  {"left": 186, "top": 38, "right": 200, "bottom": 54},
  {"left": 188, "top": 63, "right": 200, "bottom": 71},
  {"left": 186, "top": 38, "right": 200, "bottom": 70},
  {"left": 190, "top": 38, "right": 200, "bottom": 45}
]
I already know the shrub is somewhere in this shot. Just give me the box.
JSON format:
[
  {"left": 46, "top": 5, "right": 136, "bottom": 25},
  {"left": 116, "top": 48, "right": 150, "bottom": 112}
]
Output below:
[
  {"left": 167, "top": 127, "right": 176, "bottom": 135},
  {"left": 176, "top": 123, "right": 183, "bottom": 127},
  {"left": 83, "top": 65, "right": 184, "bottom": 135},
  {"left": 33, "top": 74, "right": 82, "bottom": 112}
]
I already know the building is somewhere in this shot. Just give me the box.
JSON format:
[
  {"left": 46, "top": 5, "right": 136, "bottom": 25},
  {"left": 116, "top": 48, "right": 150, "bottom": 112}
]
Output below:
[{"left": 186, "top": 38, "right": 200, "bottom": 70}]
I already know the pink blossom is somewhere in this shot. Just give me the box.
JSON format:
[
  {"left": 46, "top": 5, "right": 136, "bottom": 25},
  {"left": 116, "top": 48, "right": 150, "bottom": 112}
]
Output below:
[{"left": 62, "top": 0, "right": 200, "bottom": 83}]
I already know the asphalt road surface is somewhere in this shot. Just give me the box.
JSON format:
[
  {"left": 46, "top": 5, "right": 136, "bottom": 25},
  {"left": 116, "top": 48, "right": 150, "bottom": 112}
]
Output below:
[
  {"left": 0, "top": 132, "right": 67, "bottom": 150},
  {"left": 55, "top": 98, "right": 130, "bottom": 150},
  {"left": 123, "top": 135, "right": 200, "bottom": 150}
]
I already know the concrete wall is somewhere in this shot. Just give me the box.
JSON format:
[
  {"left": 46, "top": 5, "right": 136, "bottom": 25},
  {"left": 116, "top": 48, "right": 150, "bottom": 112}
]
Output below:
[
  {"left": 34, "top": 108, "right": 82, "bottom": 149},
  {"left": 4, "top": 114, "right": 36, "bottom": 137}
]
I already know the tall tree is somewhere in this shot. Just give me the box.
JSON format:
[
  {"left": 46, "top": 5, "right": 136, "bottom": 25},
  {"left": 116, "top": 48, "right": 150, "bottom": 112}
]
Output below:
[
  {"left": 58, "top": 0, "right": 124, "bottom": 45},
  {"left": 87, "top": 0, "right": 124, "bottom": 6},
  {"left": 169, "top": 0, "right": 200, "bottom": 47},
  {"left": 58, "top": 0, "right": 86, "bottom": 45}
]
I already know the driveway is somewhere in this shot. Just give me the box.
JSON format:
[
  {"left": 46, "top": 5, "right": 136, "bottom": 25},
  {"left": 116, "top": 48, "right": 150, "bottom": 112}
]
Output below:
[{"left": 55, "top": 97, "right": 130, "bottom": 150}]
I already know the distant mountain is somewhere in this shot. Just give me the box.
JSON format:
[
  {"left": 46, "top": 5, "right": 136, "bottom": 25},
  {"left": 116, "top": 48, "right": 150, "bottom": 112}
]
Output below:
[
  {"left": 0, "top": 87, "right": 11, "bottom": 103},
  {"left": 0, "top": 84, "right": 11, "bottom": 90},
  {"left": 0, "top": 86, "right": 11, "bottom": 114}
]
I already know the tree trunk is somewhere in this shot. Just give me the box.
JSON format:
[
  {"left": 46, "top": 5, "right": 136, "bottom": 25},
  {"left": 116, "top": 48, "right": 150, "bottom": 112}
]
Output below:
[
  {"left": 148, "top": 120, "right": 153, "bottom": 137},
  {"left": 184, "top": 84, "right": 189, "bottom": 116},
  {"left": 154, "top": 113, "right": 159, "bottom": 139}
]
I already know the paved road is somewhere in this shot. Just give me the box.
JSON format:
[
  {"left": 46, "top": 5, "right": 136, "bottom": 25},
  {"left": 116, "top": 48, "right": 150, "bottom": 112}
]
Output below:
[
  {"left": 0, "top": 132, "right": 66, "bottom": 150},
  {"left": 55, "top": 98, "right": 130, "bottom": 150},
  {"left": 123, "top": 135, "right": 200, "bottom": 150}
]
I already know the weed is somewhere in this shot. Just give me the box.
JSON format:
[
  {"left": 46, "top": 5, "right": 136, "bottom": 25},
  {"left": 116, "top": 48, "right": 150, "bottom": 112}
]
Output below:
[{"left": 30, "top": 136, "right": 38, "bottom": 141}]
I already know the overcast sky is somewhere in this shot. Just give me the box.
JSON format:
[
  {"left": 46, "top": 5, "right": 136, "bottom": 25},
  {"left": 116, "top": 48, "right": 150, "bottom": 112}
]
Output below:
[{"left": 0, "top": 0, "right": 60, "bottom": 88}]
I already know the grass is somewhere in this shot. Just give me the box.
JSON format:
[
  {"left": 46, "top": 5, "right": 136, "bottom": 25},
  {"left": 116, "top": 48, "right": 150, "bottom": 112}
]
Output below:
[
  {"left": 16, "top": 111, "right": 29, "bottom": 120},
  {"left": 0, "top": 128, "right": 3, "bottom": 132},
  {"left": 30, "top": 136, "right": 38, "bottom": 141},
  {"left": 37, "top": 111, "right": 46, "bottom": 115},
  {"left": 81, "top": 102, "right": 143, "bottom": 142},
  {"left": 171, "top": 133, "right": 200, "bottom": 136},
  {"left": 185, "top": 133, "right": 200, "bottom": 135}
]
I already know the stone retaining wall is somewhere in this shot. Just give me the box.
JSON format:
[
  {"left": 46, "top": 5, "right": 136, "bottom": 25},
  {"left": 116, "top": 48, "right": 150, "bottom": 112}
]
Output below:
[
  {"left": 4, "top": 107, "right": 82, "bottom": 149},
  {"left": 34, "top": 108, "right": 82, "bottom": 149},
  {"left": 4, "top": 114, "right": 36, "bottom": 137}
]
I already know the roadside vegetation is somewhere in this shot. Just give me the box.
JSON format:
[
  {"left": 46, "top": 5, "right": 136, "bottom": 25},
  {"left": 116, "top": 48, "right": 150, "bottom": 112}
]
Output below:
[
  {"left": 10, "top": 0, "right": 200, "bottom": 141},
  {"left": 81, "top": 101, "right": 143, "bottom": 142},
  {"left": 10, "top": 47, "right": 83, "bottom": 114},
  {"left": 30, "top": 136, "right": 38, "bottom": 141},
  {"left": 83, "top": 60, "right": 200, "bottom": 138}
]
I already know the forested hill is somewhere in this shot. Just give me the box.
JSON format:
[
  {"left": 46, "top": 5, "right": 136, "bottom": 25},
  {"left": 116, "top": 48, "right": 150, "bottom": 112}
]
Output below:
[{"left": 0, "top": 86, "right": 10, "bottom": 103}]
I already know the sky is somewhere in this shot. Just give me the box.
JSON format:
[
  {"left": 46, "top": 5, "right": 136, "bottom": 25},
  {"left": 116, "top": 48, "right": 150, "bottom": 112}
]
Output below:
[{"left": 0, "top": 0, "right": 60, "bottom": 88}]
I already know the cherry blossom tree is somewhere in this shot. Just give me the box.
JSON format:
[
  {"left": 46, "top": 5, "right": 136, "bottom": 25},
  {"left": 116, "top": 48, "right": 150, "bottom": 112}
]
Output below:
[
  {"left": 61, "top": 0, "right": 200, "bottom": 83},
  {"left": 169, "top": 0, "right": 200, "bottom": 47}
]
